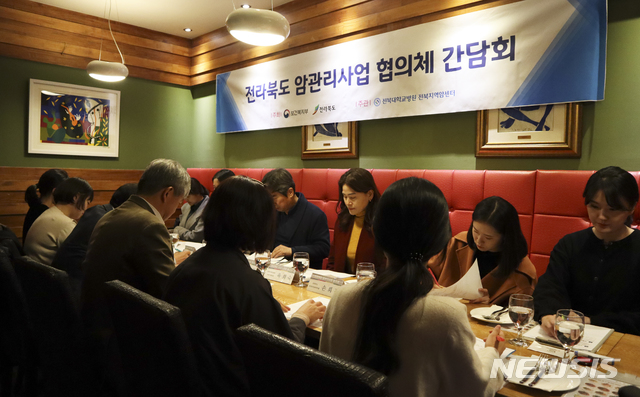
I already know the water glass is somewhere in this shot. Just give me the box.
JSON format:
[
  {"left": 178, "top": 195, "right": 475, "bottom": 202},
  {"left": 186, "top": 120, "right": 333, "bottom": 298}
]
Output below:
[
  {"left": 555, "top": 309, "right": 585, "bottom": 361},
  {"left": 169, "top": 232, "right": 179, "bottom": 252},
  {"left": 508, "top": 294, "right": 534, "bottom": 347},
  {"left": 293, "top": 252, "right": 310, "bottom": 287},
  {"left": 356, "top": 262, "right": 376, "bottom": 282},
  {"left": 255, "top": 250, "right": 271, "bottom": 276}
]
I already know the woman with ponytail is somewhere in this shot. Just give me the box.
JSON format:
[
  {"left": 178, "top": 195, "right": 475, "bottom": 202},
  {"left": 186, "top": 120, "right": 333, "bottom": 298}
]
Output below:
[
  {"left": 320, "top": 177, "right": 505, "bottom": 397},
  {"left": 23, "top": 169, "right": 68, "bottom": 241}
]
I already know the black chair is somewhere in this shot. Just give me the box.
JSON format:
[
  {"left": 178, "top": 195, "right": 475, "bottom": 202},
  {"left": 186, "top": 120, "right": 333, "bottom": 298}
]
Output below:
[
  {"left": 0, "top": 224, "right": 23, "bottom": 260},
  {"left": 235, "top": 323, "right": 388, "bottom": 397},
  {"left": 0, "top": 249, "right": 36, "bottom": 397},
  {"left": 12, "top": 256, "right": 95, "bottom": 397},
  {"left": 102, "top": 280, "right": 202, "bottom": 397}
]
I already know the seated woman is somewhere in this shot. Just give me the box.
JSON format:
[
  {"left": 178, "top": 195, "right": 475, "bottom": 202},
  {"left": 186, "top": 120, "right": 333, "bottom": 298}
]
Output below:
[
  {"left": 432, "top": 196, "right": 537, "bottom": 305},
  {"left": 535, "top": 166, "right": 640, "bottom": 336},
  {"left": 23, "top": 168, "right": 68, "bottom": 242},
  {"left": 173, "top": 177, "right": 209, "bottom": 242},
  {"left": 320, "top": 177, "right": 505, "bottom": 397},
  {"left": 327, "top": 168, "right": 385, "bottom": 273},
  {"left": 24, "top": 177, "right": 93, "bottom": 266},
  {"left": 163, "top": 176, "right": 326, "bottom": 397},
  {"left": 212, "top": 168, "right": 235, "bottom": 190}
]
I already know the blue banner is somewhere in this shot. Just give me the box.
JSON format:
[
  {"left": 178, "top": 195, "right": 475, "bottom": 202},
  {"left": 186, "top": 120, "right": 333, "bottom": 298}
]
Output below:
[{"left": 216, "top": 0, "right": 606, "bottom": 133}]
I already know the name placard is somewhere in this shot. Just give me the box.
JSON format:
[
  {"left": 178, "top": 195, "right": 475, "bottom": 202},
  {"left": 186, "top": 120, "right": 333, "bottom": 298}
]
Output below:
[
  {"left": 307, "top": 274, "right": 345, "bottom": 297},
  {"left": 264, "top": 264, "right": 296, "bottom": 285}
]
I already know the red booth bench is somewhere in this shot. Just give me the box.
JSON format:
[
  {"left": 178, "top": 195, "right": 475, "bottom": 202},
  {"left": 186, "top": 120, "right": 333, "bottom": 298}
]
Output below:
[{"left": 187, "top": 168, "right": 640, "bottom": 277}]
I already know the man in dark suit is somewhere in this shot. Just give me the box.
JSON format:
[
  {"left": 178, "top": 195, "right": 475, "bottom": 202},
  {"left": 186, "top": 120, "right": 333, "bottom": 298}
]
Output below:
[
  {"left": 262, "top": 168, "right": 330, "bottom": 269},
  {"left": 51, "top": 183, "right": 137, "bottom": 302},
  {"left": 80, "top": 159, "right": 191, "bottom": 393}
]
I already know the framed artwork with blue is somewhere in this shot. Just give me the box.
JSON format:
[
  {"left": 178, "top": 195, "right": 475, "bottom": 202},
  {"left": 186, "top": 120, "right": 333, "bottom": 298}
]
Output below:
[
  {"left": 28, "top": 79, "right": 121, "bottom": 158},
  {"left": 476, "top": 103, "right": 582, "bottom": 157},
  {"left": 301, "top": 122, "right": 358, "bottom": 159}
]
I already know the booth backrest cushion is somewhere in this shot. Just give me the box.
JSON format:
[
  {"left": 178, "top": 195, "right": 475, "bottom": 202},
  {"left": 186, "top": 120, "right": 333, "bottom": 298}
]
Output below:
[{"left": 188, "top": 168, "right": 640, "bottom": 276}]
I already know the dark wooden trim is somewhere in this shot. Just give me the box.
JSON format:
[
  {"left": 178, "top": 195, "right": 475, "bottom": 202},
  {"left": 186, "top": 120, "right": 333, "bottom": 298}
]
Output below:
[{"left": 0, "top": 0, "right": 518, "bottom": 86}]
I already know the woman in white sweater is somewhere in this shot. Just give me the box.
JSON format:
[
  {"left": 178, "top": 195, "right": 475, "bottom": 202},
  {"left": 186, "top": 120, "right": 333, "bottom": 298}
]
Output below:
[
  {"left": 320, "top": 177, "right": 505, "bottom": 397},
  {"left": 24, "top": 177, "right": 93, "bottom": 265}
]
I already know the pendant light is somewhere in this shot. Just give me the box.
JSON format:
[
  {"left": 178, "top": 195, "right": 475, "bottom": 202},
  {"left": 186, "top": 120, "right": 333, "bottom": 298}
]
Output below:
[
  {"left": 226, "top": 1, "right": 290, "bottom": 46},
  {"left": 87, "top": 0, "right": 128, "bottom": 82}
]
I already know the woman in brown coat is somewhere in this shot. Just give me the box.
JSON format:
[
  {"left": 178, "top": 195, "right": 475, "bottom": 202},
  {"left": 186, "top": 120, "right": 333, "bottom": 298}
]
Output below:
[{"left": 431, "top": 196, "right": 537, "bottom": 305}]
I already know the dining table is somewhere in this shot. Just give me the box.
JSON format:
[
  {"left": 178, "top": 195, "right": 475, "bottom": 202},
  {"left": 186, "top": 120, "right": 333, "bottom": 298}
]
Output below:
[{"left": 269, "top": 279, "right": 640, "bottom": 397}]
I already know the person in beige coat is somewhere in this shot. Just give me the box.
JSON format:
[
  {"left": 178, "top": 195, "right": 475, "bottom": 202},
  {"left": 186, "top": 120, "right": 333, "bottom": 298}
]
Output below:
[
  {"left": 320, "top": 177, "right": 505, "bottom": 397},
  {"left": 24, "top": 177, "right": 93, "bottom": 265},
  {"left": 430, "top": 196, "right": 537, "bottom": 306}
]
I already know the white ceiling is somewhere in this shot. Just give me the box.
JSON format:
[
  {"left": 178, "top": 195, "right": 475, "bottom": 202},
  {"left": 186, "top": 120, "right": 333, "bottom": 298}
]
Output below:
[{"left": 34, "top": 0, "right": 293, "bottom": 39}]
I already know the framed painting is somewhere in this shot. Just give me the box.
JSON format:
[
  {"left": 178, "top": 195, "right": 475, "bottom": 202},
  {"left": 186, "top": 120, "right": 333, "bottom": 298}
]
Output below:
[
  {"left": 301, "top": 122, "right": 358, "bottom": 160},
  {"left": 476, "top": 103, "right": 582, "bottom": 157},
  {"left": 28, "top": 79, "right": 120, "bottom": 157}
]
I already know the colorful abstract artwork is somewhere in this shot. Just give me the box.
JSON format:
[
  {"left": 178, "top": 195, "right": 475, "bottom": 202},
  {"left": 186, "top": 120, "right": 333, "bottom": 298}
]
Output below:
[
  {"left": 40, "top": 93, "right": 110, "bottom": 146},
  {"left": 29, "top": 79, "right": 120, "bottom": 157}
]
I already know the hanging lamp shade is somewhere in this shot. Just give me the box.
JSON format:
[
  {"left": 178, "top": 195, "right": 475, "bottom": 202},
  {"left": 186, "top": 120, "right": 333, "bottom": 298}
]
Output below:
[
  {"left": 226, "top": 8, "right": 290, "bottom": 46},
  {"left": 87, "top": 60, "right": 129, "bottom": 82}
]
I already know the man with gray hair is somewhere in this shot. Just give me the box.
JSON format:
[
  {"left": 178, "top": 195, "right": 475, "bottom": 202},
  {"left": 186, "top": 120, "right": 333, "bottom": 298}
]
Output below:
[
  {"left": 80, "top": 159, "right": 191, "bottom": 390},
  {"left": 81, "top": 158, "right": 191, "bottom": 303}
]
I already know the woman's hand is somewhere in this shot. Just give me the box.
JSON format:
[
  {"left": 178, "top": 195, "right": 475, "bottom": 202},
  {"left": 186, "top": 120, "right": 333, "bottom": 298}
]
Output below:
[
  {"left": 470, "top": 288, "right": 490, "bottom": 304},
  {"left": 174, "top": 250, "right": 191, "bottom": 265},
  {"left": 485, "top": 325, "right": 506, "bottom": 355},
  {"left": 294, "top": 299, "right": 326, "bottom": 324},
  {"left": 279, "top": 301, "right": 291, "bottom": 313}
]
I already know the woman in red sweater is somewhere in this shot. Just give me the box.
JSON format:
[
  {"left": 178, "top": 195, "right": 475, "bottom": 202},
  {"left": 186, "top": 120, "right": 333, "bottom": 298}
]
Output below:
[{"left": 327, "top": 168, "right": 386, "bottom": 273}]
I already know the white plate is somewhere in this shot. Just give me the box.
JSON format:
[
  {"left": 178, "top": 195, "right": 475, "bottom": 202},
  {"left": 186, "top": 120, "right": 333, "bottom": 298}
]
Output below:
[
  {"left": 470, "top": 306, "right": 512, "bottom": 325},
  {"left": 505, "top": 357, "right": 581, "bottom": 392}
]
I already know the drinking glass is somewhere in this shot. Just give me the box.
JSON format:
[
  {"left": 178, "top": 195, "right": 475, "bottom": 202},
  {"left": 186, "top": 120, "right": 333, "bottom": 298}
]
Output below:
[
  {"left": 555, "top": 309, "right": 585, "bottom": 361},
  {"left": 169, "top": 233, "right": 179, "bottom": 252},
  {"left": 255, "top": 250, "right": 271, "bottom": 276},
  {"left": 508, "top": 294, "right": 534, "bottom": 347},
  {"left": 293, "top": 252, "right": 310, "bottom": 287},
  {"left": 356, "top": 262, "right": 376, "bottom": 282}
]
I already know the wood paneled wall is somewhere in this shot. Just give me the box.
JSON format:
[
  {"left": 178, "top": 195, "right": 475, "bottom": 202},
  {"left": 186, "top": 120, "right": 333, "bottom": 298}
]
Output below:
[
  {"left": 0, "top": 0, "right": 191, "bottom": 85},
  {"left": 0, "top": 0, "right": 515, "bottom": 87},
  {"left": 0, "top": 166, "right": 143, "bottom": 240}
]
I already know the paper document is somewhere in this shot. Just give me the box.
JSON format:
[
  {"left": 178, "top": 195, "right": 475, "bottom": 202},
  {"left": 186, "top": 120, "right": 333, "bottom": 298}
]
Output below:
[
  {"left": 175, "top": 242, "right": 205, "bottom": 252},
  {"left": 524, "top": 324, "right": 614, "bottom": 353},
  {"left": 284, "top": 297, "right": 331, "bottom": 328},
  {"left": 306, "top": 269, "right": 353, "bottom": 279},
  {"left": 430, "top": 260, "right": 483, "bottom": 300},
  {"left": 474, "top": 337, "right": 514, "bottom": 359}
]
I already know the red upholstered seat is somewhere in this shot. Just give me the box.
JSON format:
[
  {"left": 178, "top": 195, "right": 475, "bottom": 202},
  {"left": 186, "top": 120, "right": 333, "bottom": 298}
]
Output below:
[{"left": 187, "top": 168, "right": 640, "bottom": 276}]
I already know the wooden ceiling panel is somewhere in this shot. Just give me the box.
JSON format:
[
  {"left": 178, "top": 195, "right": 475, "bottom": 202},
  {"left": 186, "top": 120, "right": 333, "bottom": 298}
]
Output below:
[{"left": 0, "top": 0, "right": 510, "bottom": 86}]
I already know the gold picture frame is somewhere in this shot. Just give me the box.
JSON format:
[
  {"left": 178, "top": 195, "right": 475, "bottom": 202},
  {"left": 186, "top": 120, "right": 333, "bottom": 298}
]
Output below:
[
  {"left": 301, "top": 122, "right": 358, "bottom": 160},
  {"left": 476, "top": 103, "right": 582, "bottom": 157}
]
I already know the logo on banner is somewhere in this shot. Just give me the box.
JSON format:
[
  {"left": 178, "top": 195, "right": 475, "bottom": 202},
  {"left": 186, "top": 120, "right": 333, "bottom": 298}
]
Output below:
[
  {"left": 374, "top": 98, "right": 381, "bottom": 107},
  {"left": 312, "top": 105, "right": 319, "bottom": 115},
  {"left": 283, "top": 109, "right": 290, "bottom": 118}
]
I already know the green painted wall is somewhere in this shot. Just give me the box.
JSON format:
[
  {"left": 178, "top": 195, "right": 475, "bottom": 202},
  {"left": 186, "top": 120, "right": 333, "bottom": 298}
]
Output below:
[
  {"left": 1, "top": 0, "right": 639, "bottom": 172},
  {"left": 0, "top": 56, "right": 207, "bottom": 170}
]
